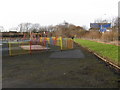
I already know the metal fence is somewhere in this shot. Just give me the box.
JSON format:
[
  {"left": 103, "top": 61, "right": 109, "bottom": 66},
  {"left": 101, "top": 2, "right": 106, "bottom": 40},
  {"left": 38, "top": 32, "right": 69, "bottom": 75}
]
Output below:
[{"left": 7, "top": 37, "right": 74, "bottom": 56}]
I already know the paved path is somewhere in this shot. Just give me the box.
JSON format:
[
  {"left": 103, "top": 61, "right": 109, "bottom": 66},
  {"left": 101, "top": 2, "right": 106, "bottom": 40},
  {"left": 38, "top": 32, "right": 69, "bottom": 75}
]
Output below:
[
  {"left": 50, "top": 49, "right": 85, "bottom": 59},
  {"left": 2, "top": 43, "right": 119, "bottom": 88}
]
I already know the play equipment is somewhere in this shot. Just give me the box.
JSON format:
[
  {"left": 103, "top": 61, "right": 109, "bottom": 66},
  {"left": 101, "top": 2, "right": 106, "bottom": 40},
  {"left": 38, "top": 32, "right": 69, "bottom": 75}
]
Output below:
[
  {"left": 9, "top": 41, "right": 30, "bottom": 56},
  {"left": 8, "top": 35, "right": 74, "bottom": 56}
]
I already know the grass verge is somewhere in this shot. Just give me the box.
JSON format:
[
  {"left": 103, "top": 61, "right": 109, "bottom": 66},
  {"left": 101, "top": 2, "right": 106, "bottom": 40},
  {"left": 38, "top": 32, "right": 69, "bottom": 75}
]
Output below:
[{"left": 74, "top": 38, "right": 119, "bottom": 66}]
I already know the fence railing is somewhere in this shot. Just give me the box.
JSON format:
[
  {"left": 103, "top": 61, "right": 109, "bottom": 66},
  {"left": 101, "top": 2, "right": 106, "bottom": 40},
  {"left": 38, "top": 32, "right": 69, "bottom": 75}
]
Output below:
[{"left": 8, "top": 37, "right": 74, "bottom": 56}]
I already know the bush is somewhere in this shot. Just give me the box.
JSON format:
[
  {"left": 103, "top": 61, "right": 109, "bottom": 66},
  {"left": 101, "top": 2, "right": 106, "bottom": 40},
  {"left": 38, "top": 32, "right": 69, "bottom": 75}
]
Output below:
[
  {"left": 83, "top": 31, "right": 102, "bottom": 39},
  {"left": 101, "top": 31, "right": 118, "bottom": 42}
]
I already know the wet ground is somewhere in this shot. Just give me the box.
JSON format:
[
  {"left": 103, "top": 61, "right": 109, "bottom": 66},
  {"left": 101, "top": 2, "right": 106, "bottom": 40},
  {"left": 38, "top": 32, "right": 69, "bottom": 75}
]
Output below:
[{"left": 2, "top": 43, "right": 120, "bottom": 88}]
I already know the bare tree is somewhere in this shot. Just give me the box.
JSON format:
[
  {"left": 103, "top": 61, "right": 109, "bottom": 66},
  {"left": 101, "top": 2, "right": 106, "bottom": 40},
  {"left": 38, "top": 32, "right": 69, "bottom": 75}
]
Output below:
[
  {"left": 113, "top": 17, "right": 120, "bottom": 27},
  {"left": 108, "top": 17, "right": 118, "bottom": 27},
  {"left": 38, "top": 26, "right": 47, "bottom": 32},
  {"left": 18, "top": 23, "right": 32, "bottom": 32},
  {"left": 82, "top": 25, "right": 87, "bottom": 30},
  {"left": 94, "top": 18, "right": 109, "bottom": 23},
  {"left": 52, "top": 21, "right": 85, "bottom": 37},
  {"left": 18, "top": 24, "right": 23, "bottom": 32},
  {"left": 30, "top": 23, "right": 40, "bottom": 32},
  {"left": 47, "top": 25, "right": 54, "bottom": 32}
]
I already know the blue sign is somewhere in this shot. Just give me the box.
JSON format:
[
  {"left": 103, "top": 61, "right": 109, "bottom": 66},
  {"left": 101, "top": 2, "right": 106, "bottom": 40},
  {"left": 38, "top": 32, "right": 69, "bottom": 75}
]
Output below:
[
  {"left": 102, "top": 24, "right": 111, "bottom": 28},
  {"left": 90, "top": 23, "right": 99, "bottom": 28},
  {"left": 90, "top": 23, "right": 111, "bottom": 28}
]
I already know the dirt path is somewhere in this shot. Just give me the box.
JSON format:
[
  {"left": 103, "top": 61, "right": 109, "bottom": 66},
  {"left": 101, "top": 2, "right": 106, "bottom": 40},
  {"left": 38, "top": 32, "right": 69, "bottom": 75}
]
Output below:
[{"left": 2, "top": 44, "right": 119, "bottom": 88}]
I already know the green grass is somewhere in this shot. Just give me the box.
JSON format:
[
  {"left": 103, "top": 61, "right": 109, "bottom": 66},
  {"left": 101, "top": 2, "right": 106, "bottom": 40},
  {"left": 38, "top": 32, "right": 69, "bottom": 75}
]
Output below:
[{"left": 74, "top": 38, "right": 119, "bottom": 65}]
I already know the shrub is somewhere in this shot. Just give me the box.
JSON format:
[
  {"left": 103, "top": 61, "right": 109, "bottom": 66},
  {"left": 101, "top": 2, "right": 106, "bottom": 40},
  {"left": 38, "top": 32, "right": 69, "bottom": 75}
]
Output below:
[
  {"left": 101, "top": 31, "right": 118, "bottom": 42},
  {"left": 83, "top": 31, "right": 102, "bottom": 39}
]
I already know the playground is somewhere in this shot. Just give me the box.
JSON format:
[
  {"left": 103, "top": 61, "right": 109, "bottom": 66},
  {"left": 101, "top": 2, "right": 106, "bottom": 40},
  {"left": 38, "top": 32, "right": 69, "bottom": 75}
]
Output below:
[
  {"left": 1, "top": 0, "right": 119, "bottom": 88},
  {"left": 2, "top": 33, "right": 120, "bottom": 88}
]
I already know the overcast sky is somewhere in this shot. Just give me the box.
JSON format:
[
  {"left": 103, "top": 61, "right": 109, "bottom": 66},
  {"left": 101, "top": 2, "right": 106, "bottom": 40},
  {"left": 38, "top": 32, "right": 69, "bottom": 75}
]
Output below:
[{"left": 0, "top": 0, "right": 119, "bottom": 31}]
